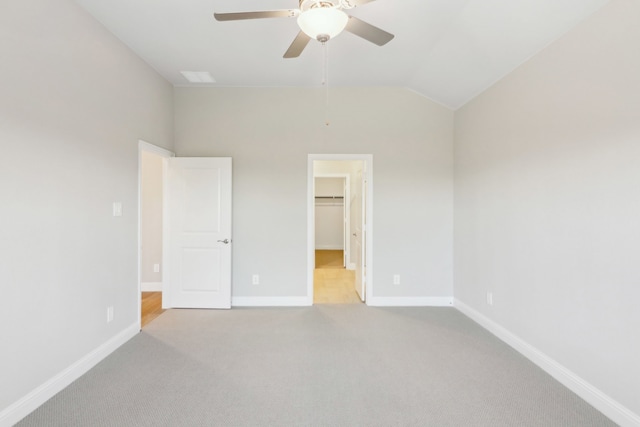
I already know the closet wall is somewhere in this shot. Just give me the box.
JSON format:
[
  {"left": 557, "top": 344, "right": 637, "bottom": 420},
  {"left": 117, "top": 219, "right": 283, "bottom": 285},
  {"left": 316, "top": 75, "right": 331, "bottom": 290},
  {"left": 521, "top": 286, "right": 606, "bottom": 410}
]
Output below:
[{"left": 315, "top": 177, "right": 344, "bottom": 250}]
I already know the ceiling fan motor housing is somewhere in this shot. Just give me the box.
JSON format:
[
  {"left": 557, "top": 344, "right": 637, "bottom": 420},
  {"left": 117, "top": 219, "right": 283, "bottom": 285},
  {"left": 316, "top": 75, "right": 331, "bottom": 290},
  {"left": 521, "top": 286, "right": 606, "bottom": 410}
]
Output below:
[{"left": 299, "top": 0, "right": 341, "bottom": 12}]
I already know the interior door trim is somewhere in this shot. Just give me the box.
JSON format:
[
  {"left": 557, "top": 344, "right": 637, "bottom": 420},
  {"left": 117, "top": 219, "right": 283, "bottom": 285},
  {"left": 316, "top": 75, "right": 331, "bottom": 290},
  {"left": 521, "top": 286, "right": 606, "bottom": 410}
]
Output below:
[{"left": 307, "top": 154, "right": 373, "bottom": 305}]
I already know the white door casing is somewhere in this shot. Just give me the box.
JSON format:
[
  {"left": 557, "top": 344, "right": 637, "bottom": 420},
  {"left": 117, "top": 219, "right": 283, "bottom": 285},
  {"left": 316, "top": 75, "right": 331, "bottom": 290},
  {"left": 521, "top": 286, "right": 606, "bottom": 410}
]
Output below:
[
  {"left": 164, "top": 157, "right": 232, "bottom": 309},
  {"left": 308, "top": 154, "right": 373, "bottom": 305}
]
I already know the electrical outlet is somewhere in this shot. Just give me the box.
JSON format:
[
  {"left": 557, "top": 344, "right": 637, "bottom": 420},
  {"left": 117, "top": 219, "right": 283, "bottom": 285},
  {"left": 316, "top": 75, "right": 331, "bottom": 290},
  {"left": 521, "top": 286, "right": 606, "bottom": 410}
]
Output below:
[
  {"left": 393, "top": 274, "right": 400, "bottom": 285},
  {"left": 252, "top": 274, "right": 260, "bottom": 285},
  {"left": 486, "top": 292, "right": 493, "bottom": 306},
  {"left": 153, "top": 263, "right": 160, "bottom": 273},
  {"left": 107, "top": 306, "right": 114, "bottom": 323}
]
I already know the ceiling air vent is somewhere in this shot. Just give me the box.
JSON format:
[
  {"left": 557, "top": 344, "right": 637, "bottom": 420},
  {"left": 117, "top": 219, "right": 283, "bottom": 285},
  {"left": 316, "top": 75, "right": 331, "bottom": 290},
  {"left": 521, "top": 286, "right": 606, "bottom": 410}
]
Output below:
[{"left": 180, "top": 71, "right": 215, "bottom": 83}]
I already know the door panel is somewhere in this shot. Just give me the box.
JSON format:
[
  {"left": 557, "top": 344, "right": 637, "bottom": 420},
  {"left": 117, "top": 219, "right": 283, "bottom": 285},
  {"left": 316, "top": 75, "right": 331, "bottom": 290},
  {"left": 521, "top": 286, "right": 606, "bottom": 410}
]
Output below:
[
  {"left": 180, "top": 248, "right": 221, "bottom": 291},
  {"left": 166, "top": 157, "right": 232, "bottom": 309},
  {"left": 353, "top": 168, "right": 365, "bottom": 301}
]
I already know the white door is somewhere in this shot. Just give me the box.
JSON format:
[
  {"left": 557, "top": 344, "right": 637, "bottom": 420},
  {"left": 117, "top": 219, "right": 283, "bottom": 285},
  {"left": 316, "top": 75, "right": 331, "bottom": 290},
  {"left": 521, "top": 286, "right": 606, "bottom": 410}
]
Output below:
[
  {"left": 342, "top": 179, "right": 348, "bottom": 268},
  {"left": 353, "top": 168, "right": 365, "bottom": 301},
  {"left": 165, "top": 157, "right": 232, "bottom": 309}
]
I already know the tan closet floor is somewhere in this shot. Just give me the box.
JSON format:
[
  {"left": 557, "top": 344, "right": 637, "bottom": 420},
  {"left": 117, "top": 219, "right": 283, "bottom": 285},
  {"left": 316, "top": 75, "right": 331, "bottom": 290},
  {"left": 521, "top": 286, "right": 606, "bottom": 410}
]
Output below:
[{"left": 314, "top": 250, "right": 363, "bottom": 304}]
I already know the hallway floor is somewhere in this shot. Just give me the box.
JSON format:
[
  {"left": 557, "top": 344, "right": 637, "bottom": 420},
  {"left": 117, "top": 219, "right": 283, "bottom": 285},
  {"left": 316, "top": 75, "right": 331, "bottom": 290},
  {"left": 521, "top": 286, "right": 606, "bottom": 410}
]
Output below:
[
  {"left": 313, "top": 250, "right": 362, "bottom": 304},
  {"left": 141, "top": 292, "right": 164, "bottom": 328}
]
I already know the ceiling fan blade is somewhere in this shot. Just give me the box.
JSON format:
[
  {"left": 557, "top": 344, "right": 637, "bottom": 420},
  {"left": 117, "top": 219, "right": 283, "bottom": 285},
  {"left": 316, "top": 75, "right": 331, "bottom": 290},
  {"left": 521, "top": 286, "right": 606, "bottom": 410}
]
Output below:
[
  {"left": 345, "top": 16, "right": 394, "bottom": 46},
  {"left": 342, "top": 0, "right": 377, "bottom": 6},
  {"left": 284, "top": 31, "right": 311, "bottom": 58},
  {"left": 214, "top": 10, "right": 298, "bottom": 21}
]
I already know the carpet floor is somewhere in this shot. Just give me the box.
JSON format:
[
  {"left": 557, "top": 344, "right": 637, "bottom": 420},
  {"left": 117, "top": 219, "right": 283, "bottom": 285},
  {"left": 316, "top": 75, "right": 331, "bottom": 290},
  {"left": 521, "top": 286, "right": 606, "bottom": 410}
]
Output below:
[{"left": 17, "top": 306, "right": 615, "bottom": 426}]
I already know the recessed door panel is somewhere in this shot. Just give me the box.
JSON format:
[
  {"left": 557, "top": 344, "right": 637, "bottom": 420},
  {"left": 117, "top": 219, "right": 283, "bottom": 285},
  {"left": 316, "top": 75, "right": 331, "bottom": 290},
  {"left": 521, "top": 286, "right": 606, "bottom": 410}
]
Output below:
[{"left": 181, "top": 168, "right": 221, "bottom": 233}]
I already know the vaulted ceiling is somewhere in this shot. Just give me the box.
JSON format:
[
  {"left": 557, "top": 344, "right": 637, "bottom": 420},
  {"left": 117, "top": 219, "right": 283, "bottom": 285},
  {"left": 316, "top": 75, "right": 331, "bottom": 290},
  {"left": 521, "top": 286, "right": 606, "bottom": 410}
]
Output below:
[{"left": 74, "top": 0, "right": 610, "bottom": 109}]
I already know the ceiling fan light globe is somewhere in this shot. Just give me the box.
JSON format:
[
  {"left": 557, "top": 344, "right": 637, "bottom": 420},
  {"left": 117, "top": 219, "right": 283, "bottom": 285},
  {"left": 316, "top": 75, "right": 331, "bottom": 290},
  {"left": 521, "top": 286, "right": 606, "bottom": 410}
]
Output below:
[{"left": 297, "top": 8, "right": 348, "bottom": 41}]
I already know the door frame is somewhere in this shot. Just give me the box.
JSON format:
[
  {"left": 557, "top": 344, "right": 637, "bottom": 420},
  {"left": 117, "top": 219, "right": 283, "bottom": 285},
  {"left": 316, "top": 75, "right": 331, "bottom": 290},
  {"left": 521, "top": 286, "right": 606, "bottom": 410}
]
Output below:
[
  {"left": 307, "top": 154, "right": 373, "bottom": 305},
  {"left": 137, "top": 140, "right": 174, "bottom": 328}
]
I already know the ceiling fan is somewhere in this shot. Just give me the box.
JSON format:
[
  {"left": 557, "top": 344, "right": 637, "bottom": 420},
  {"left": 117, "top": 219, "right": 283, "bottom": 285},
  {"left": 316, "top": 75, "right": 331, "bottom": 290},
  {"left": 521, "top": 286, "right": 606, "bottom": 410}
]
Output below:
[{"left": 214, "top": 0, "right": 394, "bottom": 58}]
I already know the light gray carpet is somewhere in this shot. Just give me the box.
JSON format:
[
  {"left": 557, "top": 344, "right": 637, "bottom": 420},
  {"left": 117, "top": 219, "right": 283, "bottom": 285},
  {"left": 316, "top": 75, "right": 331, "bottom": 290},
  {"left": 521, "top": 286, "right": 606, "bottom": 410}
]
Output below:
[{"left": 18, "top": 306, "right": 615, "bottom": 426}]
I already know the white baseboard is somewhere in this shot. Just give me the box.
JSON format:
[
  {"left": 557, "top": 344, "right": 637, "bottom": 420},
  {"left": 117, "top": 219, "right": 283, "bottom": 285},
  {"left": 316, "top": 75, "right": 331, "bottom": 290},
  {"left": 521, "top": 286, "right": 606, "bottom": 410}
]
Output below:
[
  {"left": 0, "top": 323, "right": 139, "bottom": 427},
  {"left": 315, "top": 246, "right": 343, "bottom": 250},
  {"left": 232, "top": 296, "right": 455, "bottom": 308},
  {"left": 141, "top": 282, "right": 162, "bottom": 292},
  {"left": 454, "top": 299, "right": 640, "bottom": 427},
  {"left": 232, "top": 296, "right": 312, "bottom": 307},
  {"left": 366, "top": 296, "right": 454, "bottom": 307}
]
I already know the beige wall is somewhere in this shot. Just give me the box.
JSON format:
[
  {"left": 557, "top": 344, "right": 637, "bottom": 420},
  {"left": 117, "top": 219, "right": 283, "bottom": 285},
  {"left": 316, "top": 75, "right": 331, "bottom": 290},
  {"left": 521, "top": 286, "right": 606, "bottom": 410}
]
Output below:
[
  {"left": 454, "top": 0, "right": 640, "bottom": 419},
  {"left": 140, "top": 151, "right": 164, "bottom": 284},
  {"left": 174, "top": 87, "right": 454, "bottom": 300},
  {"left": 0, "top": 0, "right": 173, "bottom": 417}
]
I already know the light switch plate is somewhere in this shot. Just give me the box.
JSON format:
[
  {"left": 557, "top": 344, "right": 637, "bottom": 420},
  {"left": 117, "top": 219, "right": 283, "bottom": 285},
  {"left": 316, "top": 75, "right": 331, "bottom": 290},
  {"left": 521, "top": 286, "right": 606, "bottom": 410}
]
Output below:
[{"left": 112, "top": 202, "right": 122, "bottom": 217}]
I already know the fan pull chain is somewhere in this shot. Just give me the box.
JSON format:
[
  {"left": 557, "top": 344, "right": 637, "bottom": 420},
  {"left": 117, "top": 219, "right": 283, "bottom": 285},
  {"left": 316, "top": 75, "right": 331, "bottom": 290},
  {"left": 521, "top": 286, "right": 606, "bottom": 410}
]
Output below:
[{"left": 323, "top": 41, "right": 330, "bottom": 126}]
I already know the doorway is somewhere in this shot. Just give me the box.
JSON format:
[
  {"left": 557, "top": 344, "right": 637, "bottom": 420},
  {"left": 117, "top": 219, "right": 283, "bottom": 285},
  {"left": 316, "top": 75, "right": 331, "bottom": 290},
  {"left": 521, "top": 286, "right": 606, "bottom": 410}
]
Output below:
[
  {"left": 307, "top": 155, "right": 373, "bottom": 305},
  {"left": 138, "top": 140, "right": 173, "bottom": 328},
  {"left": 313, "top": 175, "right": 358, "bottom": 303}
]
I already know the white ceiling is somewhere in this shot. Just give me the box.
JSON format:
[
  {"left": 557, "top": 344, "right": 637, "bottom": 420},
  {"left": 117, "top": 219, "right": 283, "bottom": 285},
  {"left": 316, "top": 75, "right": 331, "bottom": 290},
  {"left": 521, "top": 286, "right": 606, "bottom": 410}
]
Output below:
[{"left": 74, "top": 0, "right": 610, "bottom": 109}]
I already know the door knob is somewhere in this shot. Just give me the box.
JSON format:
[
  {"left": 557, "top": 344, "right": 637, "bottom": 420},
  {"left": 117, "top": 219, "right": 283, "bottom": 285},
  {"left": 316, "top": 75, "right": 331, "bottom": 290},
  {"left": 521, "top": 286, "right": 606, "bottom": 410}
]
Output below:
[{"left": 217, "top": 239, "right": 230, "bottom": 244}]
